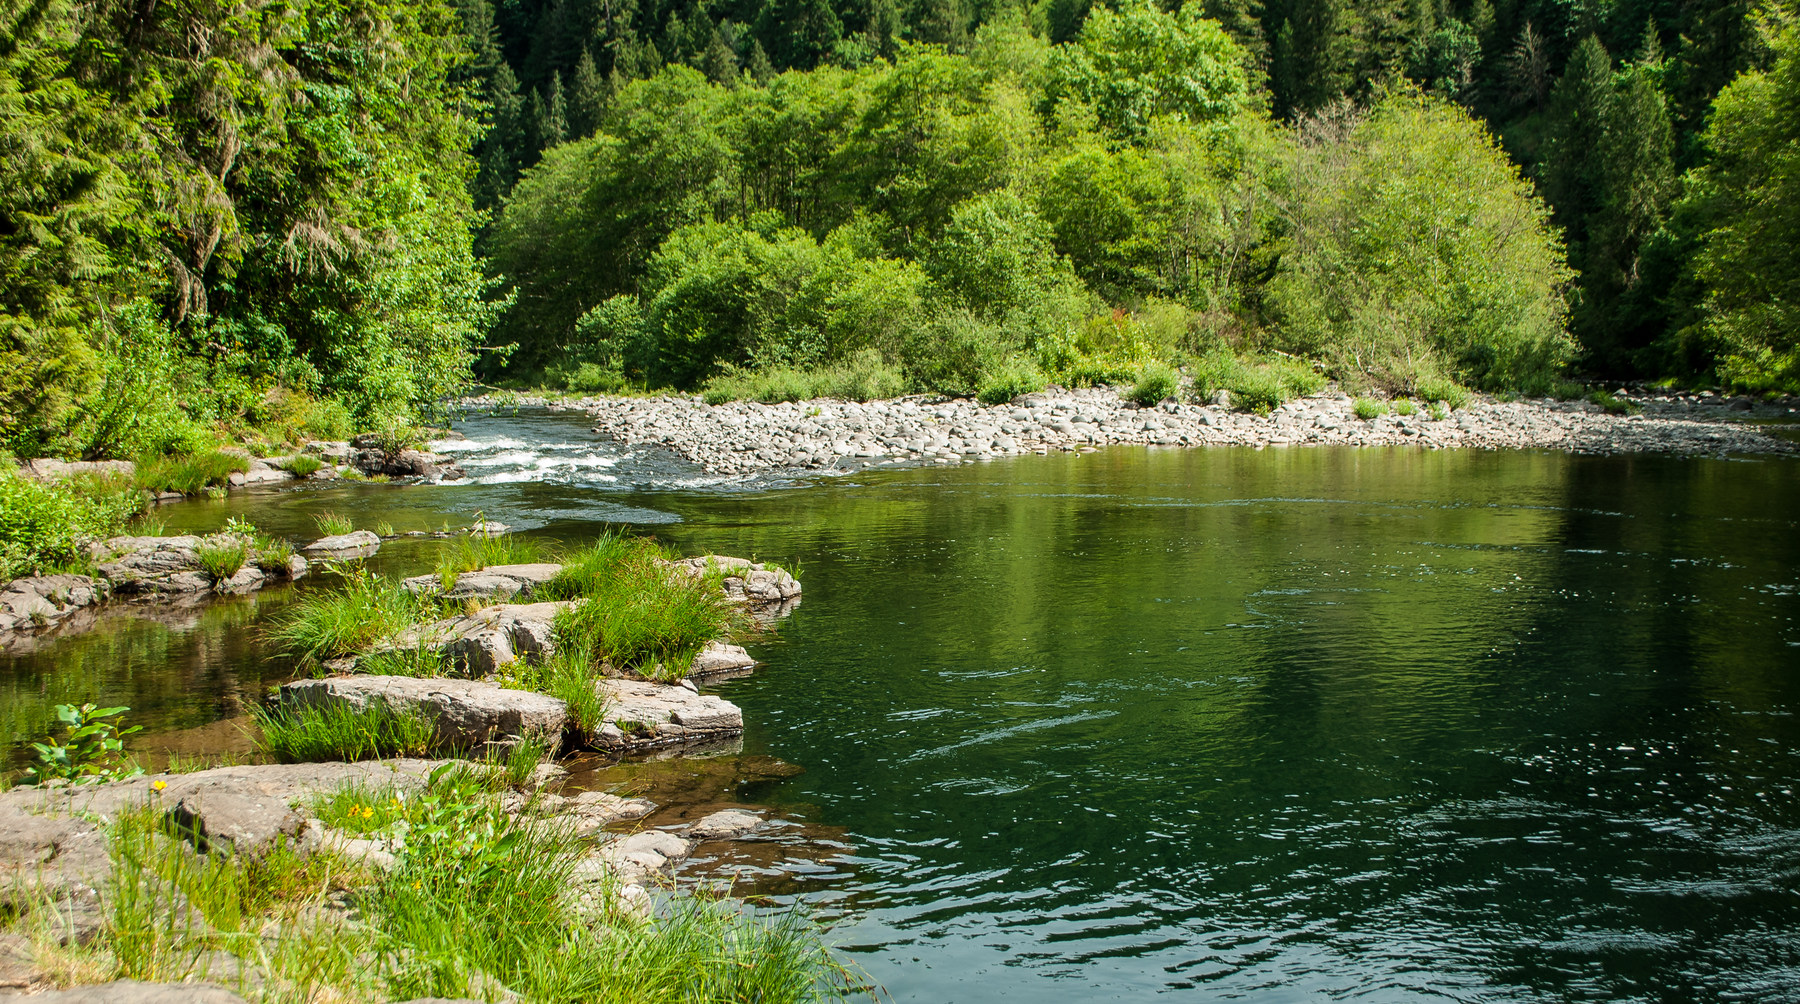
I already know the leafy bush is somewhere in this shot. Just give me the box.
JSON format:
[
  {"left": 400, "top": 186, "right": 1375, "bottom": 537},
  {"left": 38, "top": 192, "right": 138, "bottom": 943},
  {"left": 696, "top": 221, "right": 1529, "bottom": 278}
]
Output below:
[
  {"left": 975, "top": 356, "right": 1048, "bottom": 405},
  {"left": 700, "top": 349, "right": 908, "bottom": 404},
  {"left": 18, "top": 703, "right": 142, "bottom": 786},
  {"left": 369, "top": 421, "right": 428, "bottom": 456},
  {"left": 1588, "top": 389, "right": 1639, "bottom": 415},
  {"left": 1127, "top": 362, "right": 1180, "bottom": 406},
  {"left": 254, "top": 698, "right": 436, "bottom": 762},
  {"left": 1189, "top": 352, "right": 1325, "bottom": 413},
  {"left": 0, "top": 471, "right": 146, "bottom": 578},
  {"left": 1353, "top": 398, "right": 1387, "bottom": 420},
  {"left": 134, "top": 451, "right": 250, "bottom": 495}
]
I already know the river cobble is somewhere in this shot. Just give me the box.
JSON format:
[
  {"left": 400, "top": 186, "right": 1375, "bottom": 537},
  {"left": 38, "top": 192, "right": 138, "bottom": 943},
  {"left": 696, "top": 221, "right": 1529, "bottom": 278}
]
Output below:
[{"left": 461, "top": 386, "right": 1800, "bottom": 476}]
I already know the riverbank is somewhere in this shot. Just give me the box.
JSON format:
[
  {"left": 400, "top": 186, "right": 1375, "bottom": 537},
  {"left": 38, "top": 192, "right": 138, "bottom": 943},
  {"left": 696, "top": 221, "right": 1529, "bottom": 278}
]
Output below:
[{"left": 466, "top": 386, "right": 1800, "bottom": 476}]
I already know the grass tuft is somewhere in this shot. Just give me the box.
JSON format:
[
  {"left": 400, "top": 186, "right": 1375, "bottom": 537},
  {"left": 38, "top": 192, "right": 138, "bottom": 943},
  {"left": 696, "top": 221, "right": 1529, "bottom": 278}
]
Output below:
[
  {"left": 541, "top": 537, "right": 745, "bottom": 681},
  {"left": 253, "top": 697, "right": 436, "bottom": 762},
  {"left": 193, "top": 537, "right": 248, "bottom": 584},
  {"left": 312, "top": 511, "right": 354, "bottom": 536},
  {"left": 1353, "top": 398, "right": 1388, "bottom": 420},
  {"left": 268, "top": 567, "right": 425, "bottom": 663},
  {"left": 1126, "top": 361, "right": 1180, "bottom": 406},
  {"left": 133, "top": 450, "right": 250, "bottom": 495},
  {"left": 281, "top": 455, "right": 324, "bottom": 478}
]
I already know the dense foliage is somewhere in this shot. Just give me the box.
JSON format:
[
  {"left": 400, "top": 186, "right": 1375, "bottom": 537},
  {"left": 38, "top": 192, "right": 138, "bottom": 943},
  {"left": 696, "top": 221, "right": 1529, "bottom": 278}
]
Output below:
[
  {"left": 0, "top": 0, "right": 495, "bottom": 459},
  {"left": 2, "top": 0, "right": 1796, "bottom": 469},
  {"left": 487, "top": 13, "right": 1574, "bottom": 396}
]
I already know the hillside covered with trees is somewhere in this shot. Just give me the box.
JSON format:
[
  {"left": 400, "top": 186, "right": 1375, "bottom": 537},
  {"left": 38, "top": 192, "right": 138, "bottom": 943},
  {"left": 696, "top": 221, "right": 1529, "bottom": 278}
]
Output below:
[{"left": 2, "top": 0, "right": 1797, "bottom": 460}]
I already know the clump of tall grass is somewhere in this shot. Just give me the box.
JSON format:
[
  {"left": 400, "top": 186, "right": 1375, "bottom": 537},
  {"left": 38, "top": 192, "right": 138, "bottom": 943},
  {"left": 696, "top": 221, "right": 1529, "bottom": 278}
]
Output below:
[
  {"left": 253, "top": 697, "right": 436, "bottom": 762},
  {"left": 1353, "top": 397, "right": 1388, "bottom": 420},
  {"left": 1415, "top": 377, "right": 1471, "bottom": 410},
  {"left": 312, "top": 511, "right": 354, "bottom": 536},
  {"left": 268, "top": 568, "right": 425, "bottom": 662},
  {"left": 356, "top": 647, "right": 452, "bottom": 678},
  {"left": 193, "top": 537, "right": 248, "bottom": 584},
  {"left": 544, "top": 544, "right": 744, "bottom": 682},
  {"left": 280, "top": 454, "right": 324, "bottom": 478},
  {"left": 133, "top": 450, "right": 250, "bottom": 495},
  {"left": 534, "top": 532, "right": 646, "bottom": 601},
  {"left": 436, "top": 526, "right": 543, "bottom": 577},
  {"left": 251, "top": 536, "right": 294, "bottom": 573}
]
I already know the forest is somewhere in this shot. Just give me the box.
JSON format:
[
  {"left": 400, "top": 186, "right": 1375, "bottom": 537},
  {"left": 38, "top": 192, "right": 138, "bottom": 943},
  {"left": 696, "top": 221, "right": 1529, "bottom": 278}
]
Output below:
[{"left": 1, "top": 0, "right": 1796, "bottom": 460}]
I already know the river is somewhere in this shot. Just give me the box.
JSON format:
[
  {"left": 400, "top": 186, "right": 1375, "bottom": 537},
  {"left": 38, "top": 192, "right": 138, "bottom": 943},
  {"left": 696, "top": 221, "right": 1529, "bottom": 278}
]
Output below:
[{"left": 5, "top": 409, "right": 1799, "bottom": 1002}]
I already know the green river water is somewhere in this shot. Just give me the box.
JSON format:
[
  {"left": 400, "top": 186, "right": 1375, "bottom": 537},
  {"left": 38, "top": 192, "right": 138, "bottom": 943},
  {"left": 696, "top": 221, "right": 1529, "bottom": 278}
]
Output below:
[{"left": 4, "top": 411, "right": 1798, "bottom": 1002}]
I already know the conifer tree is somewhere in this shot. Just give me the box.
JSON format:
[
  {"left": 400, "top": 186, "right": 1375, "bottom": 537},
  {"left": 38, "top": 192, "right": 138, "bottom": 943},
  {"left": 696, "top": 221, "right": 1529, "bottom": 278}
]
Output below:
[
  {"left": 568, "top": 50, "right": 607, "bottom": 138},
  {"left": 703, "top": 30, "right": 741, "bottom": 87},
  {"left": 539, "top": 73, "right": 569, "bottom": 150},
  {"left": 747, "top": 38, "right": 776, "bottom": 83}
]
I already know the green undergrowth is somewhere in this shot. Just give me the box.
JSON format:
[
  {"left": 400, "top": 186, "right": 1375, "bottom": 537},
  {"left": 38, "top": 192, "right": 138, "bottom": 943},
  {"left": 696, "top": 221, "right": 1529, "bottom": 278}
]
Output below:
[
  {"left": 253, "top": 697, "right": 436, "bottom": 762},
  {"left": 193, "top": 537, "right": 248, "bottom": 584},
  {"left": 279, "top": 455, "right": 324, "bottom": 478},
  {"left": 25, "top": 769, "right": 860, "bottom": 1002},
  {"left": 312, "top": 511, "right": 355, "bottom": 537},
  {"left": 436, "top": 524, "right": 544, "bottom": 580}
]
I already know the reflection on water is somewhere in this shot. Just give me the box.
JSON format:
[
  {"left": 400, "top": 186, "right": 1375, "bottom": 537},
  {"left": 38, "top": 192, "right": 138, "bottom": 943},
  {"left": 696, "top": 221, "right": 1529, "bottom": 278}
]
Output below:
[{"left": 3, "top": 420, "right": 1798, "bottom": 1002}]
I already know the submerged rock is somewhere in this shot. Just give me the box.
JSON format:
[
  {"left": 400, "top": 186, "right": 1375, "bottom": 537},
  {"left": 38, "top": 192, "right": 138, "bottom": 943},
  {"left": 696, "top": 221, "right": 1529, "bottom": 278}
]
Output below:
[{"left": 687, "top": 808, "right": 764, "bottom": 841}]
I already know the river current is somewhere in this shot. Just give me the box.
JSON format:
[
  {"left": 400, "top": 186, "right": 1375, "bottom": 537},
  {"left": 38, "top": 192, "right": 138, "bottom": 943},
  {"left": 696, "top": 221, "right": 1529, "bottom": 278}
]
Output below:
[{"left": 5, "top": 409, "right": 1799, "bottom": 1002}]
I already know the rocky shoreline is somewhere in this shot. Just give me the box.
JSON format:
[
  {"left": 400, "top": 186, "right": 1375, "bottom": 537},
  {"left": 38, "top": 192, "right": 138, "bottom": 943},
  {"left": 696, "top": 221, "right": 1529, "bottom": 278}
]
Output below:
[{"left": 469, "top": 385, "right": 1800, "bottom": 476}]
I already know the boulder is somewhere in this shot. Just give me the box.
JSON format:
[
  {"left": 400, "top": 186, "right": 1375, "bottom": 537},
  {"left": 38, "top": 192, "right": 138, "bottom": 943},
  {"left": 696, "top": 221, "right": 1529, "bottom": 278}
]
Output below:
[
  {"left": 348, "top": 447, "right": 459, "bottom": 479},
  {"left": 688, "top": 641, "right": 756, "bottom": 680},
  {"left": 596, "top": 829, "right": 691, "bottom": 881},
  {"left": 165, "top": 779, "right": 308, "bottom": 856},
  {"left": 0, "top": 574, "right": 108, "bottom": 633},
  {"left": 278, "top": 675, "right": 569, "bottom": 752},
  {"left": 560, "top": 790, "right": 657, "bottom": 837},
  {"left": 401, "top": 563, "right": 563, "bottom": 601},
  {"left": 301, "top": 530, "right": 381, "bottom": 558},
  {"left": 594, "top": 679, "right": 743, "bottom": 752},
  {"left": 380, "top": 601, "right": 568, "bottom": 675}
]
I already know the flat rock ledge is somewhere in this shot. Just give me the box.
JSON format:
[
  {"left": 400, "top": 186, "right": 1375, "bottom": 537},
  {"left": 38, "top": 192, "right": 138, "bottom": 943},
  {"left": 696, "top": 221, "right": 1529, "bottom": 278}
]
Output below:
[
  {"left": 457, "top": 385, "right": 1800, "bottom": 476},
  {"left": 400, "top": 562, "right": 564, "bottom": 602},
  {"left": 278, "top": 674, "right": 744, "bottom": 757},
  {"left": 0, "top": 534, "right": 308, "bottom": 638},
  {"left": 299, "top": 529, "right": 382, "bottom": 558}
]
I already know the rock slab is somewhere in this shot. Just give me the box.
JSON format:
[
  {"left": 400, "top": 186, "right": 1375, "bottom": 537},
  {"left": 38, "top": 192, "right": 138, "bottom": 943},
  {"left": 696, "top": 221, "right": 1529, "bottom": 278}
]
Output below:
[
  {"left": 279, "top": 675, "right": 570, "bottom": 752},
  {"left": 595, "top": 679, "right": 744, "bottom": 752}
]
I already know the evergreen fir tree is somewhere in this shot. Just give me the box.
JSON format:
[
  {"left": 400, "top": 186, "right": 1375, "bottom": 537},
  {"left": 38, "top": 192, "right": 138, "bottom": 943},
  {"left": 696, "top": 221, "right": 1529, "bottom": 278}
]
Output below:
[
  {"left": 540, "top": 73, "right": 569, "bottom": 149},
  {"left": 703, "top": 30, "right": 741, "bottom": 87},
  {"left": 747, "top": 37, "right": 776, "bottom": 83},
  {"left": 474, "top": 62, "right": 526, "bottom": 208},
  {"left": 568, "top": 49, "right": 606, "bottom": 138}
]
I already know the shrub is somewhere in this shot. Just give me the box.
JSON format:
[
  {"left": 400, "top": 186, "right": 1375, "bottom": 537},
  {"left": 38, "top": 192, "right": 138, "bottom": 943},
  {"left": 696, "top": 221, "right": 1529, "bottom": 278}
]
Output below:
[
  {"left": 1393, "top": 399, "right": 1416, "bottom": 416},
  {"left": 193, "top": 537, "right": 248, "bottom": 584},
  {"left": 699, "top": 349, "right": 908, "bottom": 404},
  {"left": 0, "top": 471, "right": 145, "bottom": 578},
  {"left": 281, "top": 455, "right": 324, "bottom": 478},
  {"left": 1415, "top": 377, "right": 1471, "bottom": 409},
  {"left": 1428, "top": 403, "right": 1448, "bottom": 421},
  {"left": 1353, "top": 398, "right": 1388, "bottom": 420},
  {"left": 1127, "top": 362, "right": 1180, "bottom": 406},
  {"left": 313, "top": 511, "right": 354, "bottom": 537},
  {"left": 1189, "top": 352, "right": 1325, "bottom": 413},
  {"left": 253, "top": 698, "right": 436, "bottom": 762},
  {"left": 975, "top": 355, "right": 1048, "bottom": 405},
  {"left": 134, "top": 450, "right": 250, "bottom": 495},
  {"left": 369, "top": 421, "right": 428, "bottom": 456}
]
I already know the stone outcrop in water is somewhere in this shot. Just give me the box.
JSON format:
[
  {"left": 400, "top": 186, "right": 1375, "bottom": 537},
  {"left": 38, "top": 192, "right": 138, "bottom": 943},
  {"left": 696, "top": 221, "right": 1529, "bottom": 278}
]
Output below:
[
  {"left": 377, "top": 600, "right": 566, "bottom": 675},
  {"left": 593, "top": 679, "right": 745, "bottom": 753},
  {"left": 300, "top": 529, "right": 381, "bottom": 558},
  {"left": 279, "top": 675, "right": 571, "bottom": 752},
  {"left": 0, "top": 574, "right": 110, "bottom": 634},
  {"left": 400, "top": 562, "right": 563, "bottom": 601}
]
